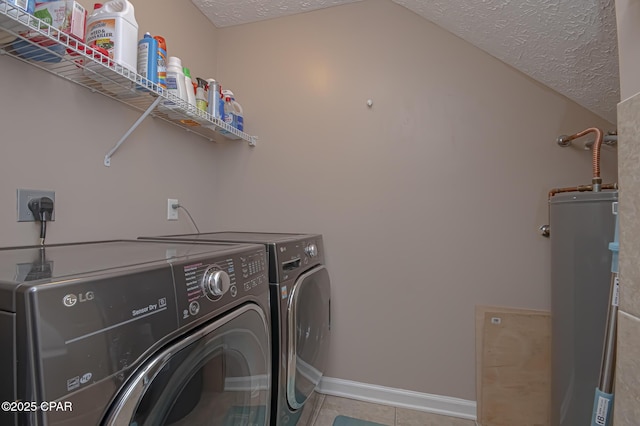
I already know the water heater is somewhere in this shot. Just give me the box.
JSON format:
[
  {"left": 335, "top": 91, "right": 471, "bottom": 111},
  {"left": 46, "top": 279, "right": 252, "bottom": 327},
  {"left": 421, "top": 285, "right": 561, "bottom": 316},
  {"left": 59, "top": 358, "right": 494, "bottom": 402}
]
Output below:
[{"left": 550, "top": 190, "right": 617, "bottom": 426}]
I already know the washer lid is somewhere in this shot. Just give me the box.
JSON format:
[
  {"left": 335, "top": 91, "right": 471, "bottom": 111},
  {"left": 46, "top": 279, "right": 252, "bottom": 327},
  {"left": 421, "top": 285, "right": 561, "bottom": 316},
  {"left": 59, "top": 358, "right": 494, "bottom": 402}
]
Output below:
[
  {"left": 140, "top": 232, "right": 325, "bottom": 282},
  {"left": 143, "top": 231, "right": 318, "bottom": 244},
  {"left": 0, "top": 240, "right": 254, "bottom": 285},
  {"left": 0, "top": 240, "right": 260, "bottom": 312}
]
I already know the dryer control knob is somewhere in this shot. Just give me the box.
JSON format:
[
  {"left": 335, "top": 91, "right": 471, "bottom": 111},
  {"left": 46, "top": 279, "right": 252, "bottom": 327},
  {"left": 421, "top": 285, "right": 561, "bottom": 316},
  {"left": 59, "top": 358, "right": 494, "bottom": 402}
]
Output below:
[
  {"left": 305, "top": 243, "right": 318, "bottom": 258},
  {"left": 202, "top": 268, "right": 231, "bottom": 298}
]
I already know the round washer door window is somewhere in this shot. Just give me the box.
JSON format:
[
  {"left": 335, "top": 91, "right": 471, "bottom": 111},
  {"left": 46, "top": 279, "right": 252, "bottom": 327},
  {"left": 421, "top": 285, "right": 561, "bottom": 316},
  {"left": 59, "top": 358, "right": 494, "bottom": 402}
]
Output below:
[
  {"left": 287, "top": 266, "right": 331, "bottom": 409},
  {"left": 104, "top": 304, "right": 270, "bottom": 426}
]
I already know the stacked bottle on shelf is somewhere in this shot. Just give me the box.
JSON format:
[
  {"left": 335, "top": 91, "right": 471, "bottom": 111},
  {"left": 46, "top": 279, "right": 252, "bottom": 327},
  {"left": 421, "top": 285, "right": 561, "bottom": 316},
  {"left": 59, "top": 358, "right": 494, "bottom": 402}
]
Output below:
[
  {"left": 3, "top": 0, "right": 247, "bottom": 135},
  {"left": 163, "top": 56, "right": 188, "bottom": 116},
  {"left": 222, "top": 89, "right": 244, "bottom": 132},
  {"left": 86, "top": 0, "right": 137, "bottom": 72},
  {"left": 5, "top": 0, "right": 35, "bottom": 14},
  {"left": 136, "top": 32, "right": 157, "bottom": 87},
  {"left": 183, "top": 66, "right": 197, "bottom": 110},
  {"left": 6, "top": 0, "right": 87, "bottom": 63},
  {"left": 195, "top": 78, "right": 207, "bottom": 113},
  {"left": 132, "top": 30, "right": 246, "bottom": 133},
  {"left": 82, "top": 0, "right": 137, "bottom": 93}
]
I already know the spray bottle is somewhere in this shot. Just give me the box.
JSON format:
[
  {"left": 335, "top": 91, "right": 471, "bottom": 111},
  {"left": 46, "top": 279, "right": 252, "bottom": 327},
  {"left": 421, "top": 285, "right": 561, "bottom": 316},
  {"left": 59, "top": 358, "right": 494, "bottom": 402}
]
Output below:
[{"left": 195, "top": 78, "right": 208, "bottom": 113}]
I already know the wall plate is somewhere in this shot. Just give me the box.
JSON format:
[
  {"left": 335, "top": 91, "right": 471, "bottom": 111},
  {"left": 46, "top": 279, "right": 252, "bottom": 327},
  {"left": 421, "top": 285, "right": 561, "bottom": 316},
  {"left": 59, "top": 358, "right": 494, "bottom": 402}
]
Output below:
[{"left": 17, "top": 189, "right": 56, "bottom": 222}]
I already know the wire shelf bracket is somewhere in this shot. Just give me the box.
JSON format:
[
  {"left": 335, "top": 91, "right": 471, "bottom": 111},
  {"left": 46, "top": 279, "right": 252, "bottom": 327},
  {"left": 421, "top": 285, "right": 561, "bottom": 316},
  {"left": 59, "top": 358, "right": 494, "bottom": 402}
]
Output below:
[{"left": 104, "top": 96, "right": 162, "bottom": 167}]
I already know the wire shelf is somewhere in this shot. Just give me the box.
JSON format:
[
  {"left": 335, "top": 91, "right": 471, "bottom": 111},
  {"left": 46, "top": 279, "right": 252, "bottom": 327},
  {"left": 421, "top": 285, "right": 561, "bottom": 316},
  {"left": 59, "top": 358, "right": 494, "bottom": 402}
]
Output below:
[{"left": 0, "top": 0, "right": 256, "bottom": 164}]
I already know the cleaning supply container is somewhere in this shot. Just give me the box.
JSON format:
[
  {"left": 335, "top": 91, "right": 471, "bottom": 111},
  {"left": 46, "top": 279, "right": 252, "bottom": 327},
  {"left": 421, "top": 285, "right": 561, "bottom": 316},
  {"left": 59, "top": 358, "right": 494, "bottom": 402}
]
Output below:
[
  {"left": 5, "top": 0, "right": 34, "bottom": 14},
  {"left": 163, "top": 56, "right": 188, "bottom": 114},
  {"left": 196, "top": 78, "right": 208, "bottom": 112},
  {"left": 137, "top": 32, "right": 158, "bottom": 87},
  {"left": 206, "top": 79, "right": 222, "bottom": 120},
  {"left": 154, "top": 35, "right": 167, "bottom": 89},
  {"left": 183, "top": 67, "right": 196, "bottom": 109},
  {"left": 222, "top": 89, "right": 244, "bottom": 131},
  {"left": 85, "top": 0, "right": 138, "bottom": 72}
]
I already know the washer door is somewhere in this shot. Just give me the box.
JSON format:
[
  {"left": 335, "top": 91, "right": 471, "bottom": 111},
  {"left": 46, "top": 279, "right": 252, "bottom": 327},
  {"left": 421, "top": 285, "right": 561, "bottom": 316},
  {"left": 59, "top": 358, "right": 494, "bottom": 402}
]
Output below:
[
  {"left": 287, "top": 266, "right": 331, "bottom": 410},
  {"left": 104, "top": 304, "right": 270, "bottom": 426}
]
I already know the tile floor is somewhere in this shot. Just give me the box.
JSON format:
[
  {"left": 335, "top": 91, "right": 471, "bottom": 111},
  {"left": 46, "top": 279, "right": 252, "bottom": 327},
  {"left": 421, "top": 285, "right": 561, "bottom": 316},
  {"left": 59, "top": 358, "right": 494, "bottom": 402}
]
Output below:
[{"left": 308, "top": 395, "right": 478, "bottom": 426}]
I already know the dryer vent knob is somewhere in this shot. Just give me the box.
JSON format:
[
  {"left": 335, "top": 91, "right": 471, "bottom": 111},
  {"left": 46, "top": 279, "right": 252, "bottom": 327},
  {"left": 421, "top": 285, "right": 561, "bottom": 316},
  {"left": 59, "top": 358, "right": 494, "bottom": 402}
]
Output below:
[
  {"left": 202, "top": 268, "right": 231, "bottom": 298},
  {"left": 305, "top": 243, "right": 318, "bottom": 258}
]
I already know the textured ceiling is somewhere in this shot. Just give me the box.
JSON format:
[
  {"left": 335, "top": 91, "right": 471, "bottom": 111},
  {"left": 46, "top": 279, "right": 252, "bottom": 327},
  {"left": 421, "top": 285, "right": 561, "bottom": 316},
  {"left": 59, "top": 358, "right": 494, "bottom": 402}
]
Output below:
[
  {"left": 192, "top": 0, "right": 363, "bottom": 27},
  {"left": 192, "top": 0, "right": 620, "bottom": 123}
]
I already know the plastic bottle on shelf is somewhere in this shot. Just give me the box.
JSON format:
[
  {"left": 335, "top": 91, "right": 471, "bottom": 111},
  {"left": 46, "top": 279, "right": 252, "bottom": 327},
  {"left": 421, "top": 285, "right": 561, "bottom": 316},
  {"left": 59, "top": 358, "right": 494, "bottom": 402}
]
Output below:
[
  {"left": 0, "top": 1, "right": 33, "bottom": 45},
  {"left": 206, "top": 78, "right": 221, "bottom": 120},
  {"left": 232, "top": 97, "right": 244, "bottom": 132},
  {"left": 163, "top": 56, "right": 188, "bottom": 116},
  {"left": 137, "top": 33, "right": 158, "bottom": 87},
  {"left": 154, "top": 35, "right": 167, "bottom": 89},
  {"left": 85, "top": 0, "right": 138, "bottom": 73},
  {"left": 183, "top": 67, "right": 197, "bottom": 110},
  {"left": 6, "top": 0, "right": 77, "bottom": 63},
  {"left": 83, "top": 3, "right": 131, "bottom": 94},
  {"left": 222, "top": 94, "right": 235, "bottom": 133},
  {"left": 222, "top": 89, "right": 244, "bottom": 132},
  {"left": 6, "top": 0, "right": 35, "bottom": 14},
  {"left": 196, "top": 78, "right": 208, "bottom": 112}
]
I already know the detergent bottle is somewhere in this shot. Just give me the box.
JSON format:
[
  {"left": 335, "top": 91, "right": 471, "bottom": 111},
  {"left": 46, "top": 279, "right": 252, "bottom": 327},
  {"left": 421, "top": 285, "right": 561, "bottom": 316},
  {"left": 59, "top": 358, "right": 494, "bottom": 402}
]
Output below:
[
  {"left": 163, "top": 56, "right": 188, "bottom": 114},
  {"left": 137, "top": 32, "right": 158, "bottom": 87},
  {"left": 222, "top": 89, "right": 244, "bottom": 131}
]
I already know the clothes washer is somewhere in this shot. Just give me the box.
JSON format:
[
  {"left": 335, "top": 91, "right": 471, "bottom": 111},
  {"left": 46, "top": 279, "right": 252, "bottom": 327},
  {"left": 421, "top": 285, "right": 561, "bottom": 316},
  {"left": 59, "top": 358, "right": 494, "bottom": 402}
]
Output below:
[
  {"left": 139, "top": 232, "right": 331, "bottom": 426},
  {"left": 0, "top": 239, "right": 271, "bottom": 426}
]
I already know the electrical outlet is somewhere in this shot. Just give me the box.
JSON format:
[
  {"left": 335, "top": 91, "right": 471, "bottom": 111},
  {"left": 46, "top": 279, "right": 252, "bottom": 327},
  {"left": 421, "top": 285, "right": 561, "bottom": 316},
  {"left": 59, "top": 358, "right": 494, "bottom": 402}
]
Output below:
[
  {"left": 167, "top": 199, "right": 178, "bottom": 220},
  {"left": 17, "top": 189, "right": 56, "bottom": 222}
]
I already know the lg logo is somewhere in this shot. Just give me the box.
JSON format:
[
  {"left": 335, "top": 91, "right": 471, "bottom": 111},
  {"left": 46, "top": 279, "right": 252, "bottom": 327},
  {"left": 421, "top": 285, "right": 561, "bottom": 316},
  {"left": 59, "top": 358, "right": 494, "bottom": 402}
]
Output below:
[{"left": 62, "top": 292, "right": 95, "bottom": 307}]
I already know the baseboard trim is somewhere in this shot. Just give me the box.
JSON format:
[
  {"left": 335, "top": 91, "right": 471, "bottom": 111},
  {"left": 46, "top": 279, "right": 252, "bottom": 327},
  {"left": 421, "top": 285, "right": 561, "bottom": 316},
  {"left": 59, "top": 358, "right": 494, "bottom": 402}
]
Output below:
[{"left": 317, "top": 377, "right": 477, "bottom": 420}]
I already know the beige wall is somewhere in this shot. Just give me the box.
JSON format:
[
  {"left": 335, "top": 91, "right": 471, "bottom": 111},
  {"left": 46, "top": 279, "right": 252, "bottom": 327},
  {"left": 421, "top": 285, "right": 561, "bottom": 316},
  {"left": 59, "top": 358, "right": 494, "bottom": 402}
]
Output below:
[
  {"left": 213, "top": 0, "right": 616, "bottom": 400},
  {"left": 615, "top": 0, "right": 640, "bottom": 100},
  {"left": 0, "top": 0, "right": 618, "bottom": 404}
]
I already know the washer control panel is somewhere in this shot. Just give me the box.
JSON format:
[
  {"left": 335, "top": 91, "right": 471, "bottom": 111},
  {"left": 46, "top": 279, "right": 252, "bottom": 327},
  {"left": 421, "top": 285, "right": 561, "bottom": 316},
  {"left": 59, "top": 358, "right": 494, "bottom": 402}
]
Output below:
[
  {"left": 175, "top": 247, "right": 267, "bottom": 327},
  {"left": 202, "top": 266, "right": 231, "bottom": 298},
  {"left": 274, "top": 237, "right": 324, "bottom": 282},
  {"left": 304, "top": 243, "right": 318, "bottom": 258}
]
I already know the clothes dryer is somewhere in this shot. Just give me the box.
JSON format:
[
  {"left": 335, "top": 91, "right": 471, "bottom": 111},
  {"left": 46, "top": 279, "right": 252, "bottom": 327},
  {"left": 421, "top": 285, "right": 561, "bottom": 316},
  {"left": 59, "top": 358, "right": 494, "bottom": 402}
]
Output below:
[
  {"left": 139, "top": 232, "right": 331, "bottom": 426},
  {"left": 0, "top": 239, "right": 271, "bottom": 426}
]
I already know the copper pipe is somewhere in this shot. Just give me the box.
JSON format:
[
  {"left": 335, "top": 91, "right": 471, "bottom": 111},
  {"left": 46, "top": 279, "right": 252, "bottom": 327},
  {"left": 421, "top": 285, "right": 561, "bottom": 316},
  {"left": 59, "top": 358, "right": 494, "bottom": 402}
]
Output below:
[
  {"left": 547, "top": 183, "right": 617, "bottom": 200},
  {"left": 542, "top": 127, "right": 611, "bottom": 237},
  {"left": 559, "top": 127, "right": 604, "bottom": 190},
  {"left": 541, "top": 182, "right": 618, "bottom": 237}
]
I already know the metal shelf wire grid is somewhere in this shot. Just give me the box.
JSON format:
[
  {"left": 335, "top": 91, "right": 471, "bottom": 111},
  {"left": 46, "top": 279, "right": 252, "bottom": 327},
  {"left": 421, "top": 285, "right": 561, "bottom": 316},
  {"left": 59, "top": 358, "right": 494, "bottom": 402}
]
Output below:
[{"left": 0, "top": 0, "right": 256, "bottom": 147}]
